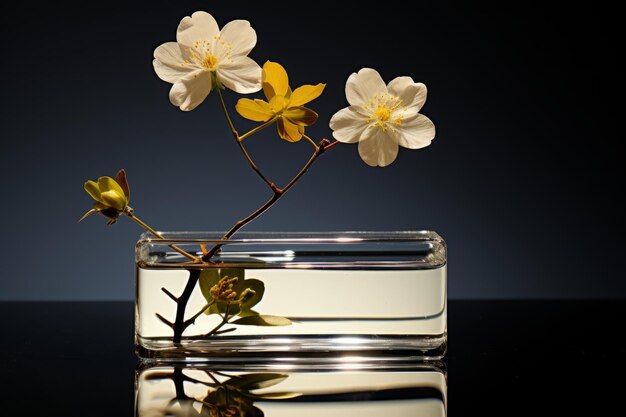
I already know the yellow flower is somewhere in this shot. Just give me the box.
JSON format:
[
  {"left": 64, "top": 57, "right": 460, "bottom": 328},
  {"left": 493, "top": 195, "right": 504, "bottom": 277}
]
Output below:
[
  {"left": 80, "top": 169, "right": 131, "bottom": 225},
  {"left": 235, "top": 61, "right": 325, "bottom": 142}
]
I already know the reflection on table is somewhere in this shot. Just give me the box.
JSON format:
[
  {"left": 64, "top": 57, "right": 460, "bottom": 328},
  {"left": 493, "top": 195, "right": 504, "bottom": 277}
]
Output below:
[{"left": 135, "top": 362, "right": 447, "bottom": 417}]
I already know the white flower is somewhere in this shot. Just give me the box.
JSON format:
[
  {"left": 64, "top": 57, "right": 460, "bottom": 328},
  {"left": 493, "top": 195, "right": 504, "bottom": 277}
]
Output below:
[
  {"left": 329, "top": 68, "right": 436, "bottom": 167},
  {"left": 153, "top": 11, "right": 262, "bottom": 111}
]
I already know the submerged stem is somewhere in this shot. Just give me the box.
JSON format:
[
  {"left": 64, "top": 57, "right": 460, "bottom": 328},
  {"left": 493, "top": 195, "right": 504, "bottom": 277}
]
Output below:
[
  {"left": 206, "top": 304, "right": 231, "bottom": 337},
  {"left": 184, "top": 300, "right": 216, "bottom": 328},
  {"left": 172, "top": 269, "right": 201, "bottom": 343}
]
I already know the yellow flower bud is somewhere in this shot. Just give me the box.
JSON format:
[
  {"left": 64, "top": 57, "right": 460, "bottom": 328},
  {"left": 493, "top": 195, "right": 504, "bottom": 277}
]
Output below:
[
  {"left": 236, "top": 288, "right": 256, "bottom": 304},
  {"left": 79, "top": 169, "right": 131, "bottom": 225},
  {"left": 210, "top": 276, "right": 240, "bottom": 303}
]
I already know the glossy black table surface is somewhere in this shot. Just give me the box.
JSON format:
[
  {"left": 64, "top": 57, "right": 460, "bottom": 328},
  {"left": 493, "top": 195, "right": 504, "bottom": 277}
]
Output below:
[{"left": 1, "top": 301, "right": 624, "bottom": 415}]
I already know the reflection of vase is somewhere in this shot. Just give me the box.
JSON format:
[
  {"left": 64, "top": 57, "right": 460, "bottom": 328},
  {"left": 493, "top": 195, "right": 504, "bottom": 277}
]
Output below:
[
  {"left": 135, "top": 231, "right": 447, "bottom": 361},
  {"left": 135, "top": 363, "right": 448, "bottom": 417}
]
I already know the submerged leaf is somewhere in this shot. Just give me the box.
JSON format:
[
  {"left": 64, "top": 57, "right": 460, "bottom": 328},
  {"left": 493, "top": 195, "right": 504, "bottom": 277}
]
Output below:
[
  {"left": 235, "top": 278, "right": 265, "bottom": 314},
  {"left": 223, "top": 373, "right": 288, "bottom": 390},
  {"left": 232, "top": 314, "right": 292, "bottom": 326},
  {"left": 246, "top": 391, "right": 302, "bottom": 400},
  {"left": 198, "top": 269, "right": 220, "bottom": 313}
]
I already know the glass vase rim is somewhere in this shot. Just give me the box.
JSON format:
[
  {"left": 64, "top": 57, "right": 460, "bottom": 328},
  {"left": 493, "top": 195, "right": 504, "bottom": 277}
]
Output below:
[{"left": 137, "top": 230, "right": 445, "bottom": 245}]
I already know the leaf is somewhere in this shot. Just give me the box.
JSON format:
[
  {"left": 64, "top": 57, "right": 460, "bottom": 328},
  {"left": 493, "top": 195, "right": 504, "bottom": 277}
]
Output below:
[
  {"left": 198, "top": 269, "right": 219, "bottom": 313},
  {"left": 246, "top": 391, "right": 303, "bottom": 400},
  {"left": 224, "top": 373, "right": 288, "bottom": 390},
  {"left": 235, "top": 278, "right": 265, "bottom": 314},
  {"left": 232, "top": 315, "right": 292, "bottom": 326},
  {"left": 237, "top": 309, "right": 259, "bottom": 318}
]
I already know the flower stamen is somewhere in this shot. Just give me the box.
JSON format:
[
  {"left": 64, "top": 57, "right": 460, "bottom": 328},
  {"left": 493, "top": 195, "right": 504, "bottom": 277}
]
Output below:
[
  {"left": 364, "top": 92, "right": 404, "bottom": 132},
  {"left": 375, "top": 104, "right": 391, "bottom": 122},
  {"left": 201, "top": 53, "right": 219, "bottom": 70}
]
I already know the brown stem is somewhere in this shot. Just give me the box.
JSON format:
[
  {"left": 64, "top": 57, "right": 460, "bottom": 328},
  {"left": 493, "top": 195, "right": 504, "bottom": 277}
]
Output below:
[
  {"left": 161, "top": 287, "right": 179, "bottom": 302},
  {"left": 205, "top": 304, "right": 231, "bottom": 337},
  {"left": 201, "top": 139, "right": 338, "bottom": 262},
  {"left": 172, "top": 269, "right": 201, "bottom": 343},
  {"left": 183, "top": 301, "right": 215, "bottom": 328},
  {"left": 216, "top": 87, "right": 276, "bottom": 191},
  {"left": 200, "top": 89, "right": 279, "bottom": 256},
  {"left": 127, "top": 212, "right": 199, "bottom": 262},
  {"left": 173, "top": 368, "right": 187, "bottom": 401}
]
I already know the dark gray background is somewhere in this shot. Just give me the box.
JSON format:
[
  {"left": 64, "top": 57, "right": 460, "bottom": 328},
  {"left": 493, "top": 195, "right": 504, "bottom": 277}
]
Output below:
[{"left": 1, "top": 1, "right": 622, "bottom": 300}]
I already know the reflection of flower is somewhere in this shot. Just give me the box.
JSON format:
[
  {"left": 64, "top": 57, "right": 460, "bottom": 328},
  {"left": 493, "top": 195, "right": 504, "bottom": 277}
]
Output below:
[
  {"left": 204, "top": 386, "right": 263, "bottom": 417},
  {"left": 153, "top": 11, "right": 262, "bottom": 111},
  {"left": 80, "top": 170, "right": 130, "bottom": 224},
  {"left": 330, "top": 68, "right": 435, "bottom": 167},
  {"left": 236, "top": 61, "right": 325, "bottom": 142}
]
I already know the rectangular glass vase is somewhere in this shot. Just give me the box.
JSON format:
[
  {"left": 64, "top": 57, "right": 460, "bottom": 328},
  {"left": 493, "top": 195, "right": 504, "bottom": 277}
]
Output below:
[{"left": 135, "top": 231, "right": 447, "bottom": 361}]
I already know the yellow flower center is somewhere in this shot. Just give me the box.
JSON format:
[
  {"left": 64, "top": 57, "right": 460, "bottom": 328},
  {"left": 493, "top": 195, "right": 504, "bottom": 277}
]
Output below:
[
  {"left": 374, "top": 104, "right": 391, "bottom": 122},
  {"left": 364, "top": 92, "right": 406, "bottom": 132},
  {"left": 201, "top": 53, "right": 219, "bottom": 70},
  {"left": 181, "top": 36, "right": 234, "bottom": 72}
]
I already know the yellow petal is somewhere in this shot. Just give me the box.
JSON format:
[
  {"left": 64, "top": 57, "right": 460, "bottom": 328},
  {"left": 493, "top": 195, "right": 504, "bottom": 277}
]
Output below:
[
  {"left": 97, "top": 176, "right": 125, "bottom": 196},
  {"left": 115, "top": 169, "right": 130, "bottom": 201},
  {"left": 97, "top": 177, "right": 126, "bottom": 210},
  {"left": 262, "top": 61, "right": 289, "bottom": 100},
  {"left": 93, "top": 202, "right": 109, "bottom": 211},
  {"left": 235, "top": 98, "right": 274, "bottom": 122},
  {"left": 269, "top": 95, "right": 289, "bottom": 113},
  {"left": 290, "top": 83, "right": 326, "bottom": 107},
  {"left": 100, "top": 190, "right": 126, "bottom": 211},
  {"left": 283, "top": 106, "right": 318, "bottom": 126},
  {"left": 277, "top": 117, "right": 304, "bottom": 142},
  {"left": 84, "top": 180, "right": 101, "bottom": 201}
]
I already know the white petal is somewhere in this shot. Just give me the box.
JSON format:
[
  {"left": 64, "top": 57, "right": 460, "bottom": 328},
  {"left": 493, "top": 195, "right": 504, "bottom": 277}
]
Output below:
[
  {"left": 387, "top": 76, "right": 427, "bottom": 111},
  {"left": 329, "top": 106, "right": 368, "bottom": 143},
  {"left": 358, "top": 127, "right": 399, "bottom": 167},
  {"left": 218, "top": 56, "right": 262, "bottom": 94},
  {"left": 394, "top": 113, "right": 436, "bottom": 149},
  {"left": 219, "top": 20, "right": 257, "bottom": 57},
  {"left": 177, "top": 11, "right": 220, "bottom": 49},
  {"left": 169, "top": 70, "right": 212, "bottom": 111},
  {"left": 345, "top": 68, "right": 387, "bottom": 106},
  {"left": 153, "top": 42, "right": 195, "bottom": 83}
]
